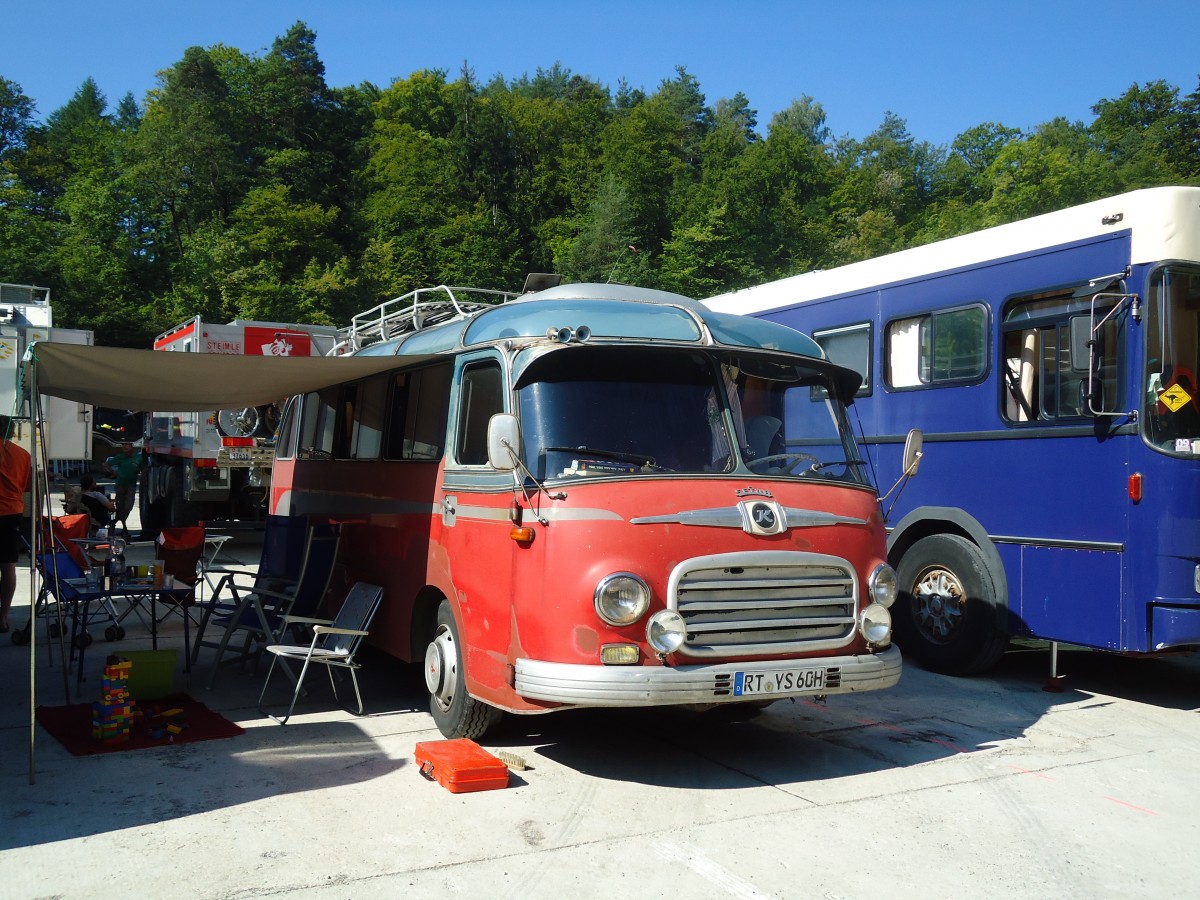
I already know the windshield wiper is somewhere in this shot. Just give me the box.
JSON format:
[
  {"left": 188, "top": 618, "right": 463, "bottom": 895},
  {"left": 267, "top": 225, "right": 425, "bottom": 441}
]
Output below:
[
  {"left": 805, "top": 458, "right": 865, "bottom": 473},
  {"left": 543, "top": 446, "right": 665, "bottom": 470}
]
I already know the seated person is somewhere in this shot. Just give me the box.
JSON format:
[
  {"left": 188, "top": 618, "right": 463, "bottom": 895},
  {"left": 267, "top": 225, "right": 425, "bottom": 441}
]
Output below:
[
  {"left": 62, "top": 485, "right": 84, "bottom": 515},
  {"left": 78, "top": 473, "right": 115, "bottom": 531}
]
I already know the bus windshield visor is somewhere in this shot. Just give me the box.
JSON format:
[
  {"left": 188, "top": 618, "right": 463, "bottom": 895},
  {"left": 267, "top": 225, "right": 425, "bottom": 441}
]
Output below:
[{"left": 515, "top": 347, "right": 868, "bottom": 485}]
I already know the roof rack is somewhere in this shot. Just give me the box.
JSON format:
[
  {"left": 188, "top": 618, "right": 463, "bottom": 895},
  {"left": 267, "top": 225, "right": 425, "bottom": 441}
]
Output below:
[{"left": 333, "top": 285, "right": 520, "bottom": 355}]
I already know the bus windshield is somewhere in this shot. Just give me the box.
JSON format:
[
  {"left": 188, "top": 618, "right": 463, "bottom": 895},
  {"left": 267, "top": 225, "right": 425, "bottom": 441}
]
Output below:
[
  {"left": 1145, "top": 266, "right": 1200, "bottom": 454},
  {"left": 515, "top": 346, "right": 868, "bottom": 485}
]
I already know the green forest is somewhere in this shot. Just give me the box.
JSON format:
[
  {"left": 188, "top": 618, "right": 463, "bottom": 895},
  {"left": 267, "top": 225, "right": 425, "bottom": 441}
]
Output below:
[{"left": 2, "top": 22, "right": 1198, "bottom": 349}]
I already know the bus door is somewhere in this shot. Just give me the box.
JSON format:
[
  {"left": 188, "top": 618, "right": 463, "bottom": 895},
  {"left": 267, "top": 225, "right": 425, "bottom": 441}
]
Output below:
[
  {"left": 438, "top": 352, "right": 518, "bottom": 701},
  {"left": 1000, "top": 280, "right": 1128, "bottom": 647},
  {"left": 269, "top": 395, "right": 300, "bottom": 515}
]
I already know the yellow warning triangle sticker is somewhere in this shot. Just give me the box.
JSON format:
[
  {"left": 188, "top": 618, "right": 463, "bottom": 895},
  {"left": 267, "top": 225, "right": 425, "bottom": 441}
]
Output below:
[{"left": 1161, "top": 383, "right": 1193, "bottom": 412}]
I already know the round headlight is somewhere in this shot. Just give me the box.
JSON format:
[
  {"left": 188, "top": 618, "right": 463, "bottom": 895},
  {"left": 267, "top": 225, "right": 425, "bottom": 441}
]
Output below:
[
  {"left": 859, "top": 602, "right": 893, "bottom": 645},
  {"left": 646, "top": 610, "right": 687, "bottom": 654},
  {"left": 869, "top": 563, "right": 898, "bottom": 608},
  {"left": 594, "top": 572, "right": 651, "bottom": 626}
]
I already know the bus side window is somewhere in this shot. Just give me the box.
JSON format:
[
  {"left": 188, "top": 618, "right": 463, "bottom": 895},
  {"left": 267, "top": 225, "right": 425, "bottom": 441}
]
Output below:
[
  {"left": 812, "top": 323, "right": 872, "bottom": 397},
  {"left": 274, "top": 397, "right": 299, "bottom": 461},
  {"left": 1002, "top": 290, "right": 1120, "bottom": 423},
  {"left": 385, "top": 362, "right": 453, "bottom": 461},
  {"left": 353, "top": 376, "right": 386, "bottom": 459},
  {"left": 887, "top": 306, "right": 987, "bottom": 388},
  {"left": 337, "top": 384, "right": 357, "bottom": 459},
  {"left": 456, "top": 361, "right": 504, "bottom": 466},
  {"left": 1003, "top": 329, "right": 1039, "bottom": 421},
  {"left": 299, "top": 387, "right": 338, "bottom": 458}
]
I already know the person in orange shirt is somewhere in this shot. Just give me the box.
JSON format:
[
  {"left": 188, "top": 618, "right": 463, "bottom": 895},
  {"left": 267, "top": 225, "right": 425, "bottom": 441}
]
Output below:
[{"left": 0, "top": 415, "right": 32, "bottom": 633}]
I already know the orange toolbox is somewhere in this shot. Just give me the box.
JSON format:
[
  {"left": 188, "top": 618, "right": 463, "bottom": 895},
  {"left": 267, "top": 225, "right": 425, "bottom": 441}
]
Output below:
[{"left": 414, "top": 738, "right": 510, "bottom": 793}]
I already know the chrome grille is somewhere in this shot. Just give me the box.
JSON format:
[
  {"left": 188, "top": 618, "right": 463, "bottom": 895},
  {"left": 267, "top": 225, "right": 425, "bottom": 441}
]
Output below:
[{"left": 669, "top": 551, "right": 858, "bottom": 657}]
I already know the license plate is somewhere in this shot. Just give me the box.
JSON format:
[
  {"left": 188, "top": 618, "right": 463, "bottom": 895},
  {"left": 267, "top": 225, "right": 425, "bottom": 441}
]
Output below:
[
  {"left": 227, "top": 449, "right": 253, "bottom": 461},
  {"left": 734, "top": 667, "right": 825, "bottom": 695}
]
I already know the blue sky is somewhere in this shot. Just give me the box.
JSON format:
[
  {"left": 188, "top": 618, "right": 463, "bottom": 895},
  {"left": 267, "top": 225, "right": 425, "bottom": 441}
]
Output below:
[{"left": 5, "top": 0, "right": 1199, "bottom": 147}]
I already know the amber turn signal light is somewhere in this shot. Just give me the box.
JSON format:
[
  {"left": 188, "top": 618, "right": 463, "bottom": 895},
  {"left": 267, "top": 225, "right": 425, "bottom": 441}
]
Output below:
[{"left": 1128, "top": 472, "right": 1142, "bottom": 503}]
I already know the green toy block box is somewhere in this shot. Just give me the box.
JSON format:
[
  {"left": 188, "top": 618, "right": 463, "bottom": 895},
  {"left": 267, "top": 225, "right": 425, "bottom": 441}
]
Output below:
[{"left": 123, "top": 650, "right": 178, "bottom": 699}]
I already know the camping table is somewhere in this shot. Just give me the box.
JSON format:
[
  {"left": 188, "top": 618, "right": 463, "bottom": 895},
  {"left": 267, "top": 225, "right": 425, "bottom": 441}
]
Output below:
[{"left": 64, "top": 575, "right": 194, "bottom": 696}]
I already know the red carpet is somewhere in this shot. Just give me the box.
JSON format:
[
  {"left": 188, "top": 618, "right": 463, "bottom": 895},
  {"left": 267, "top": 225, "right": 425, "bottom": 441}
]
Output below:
[{"left": 35, "top": 693, "right": 245, "bottom": 756}]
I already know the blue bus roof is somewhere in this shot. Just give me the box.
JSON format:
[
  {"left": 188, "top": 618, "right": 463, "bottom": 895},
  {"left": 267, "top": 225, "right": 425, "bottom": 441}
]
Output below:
[{"left": 706, "top": 185, "right": 1200, "bottom": 315}]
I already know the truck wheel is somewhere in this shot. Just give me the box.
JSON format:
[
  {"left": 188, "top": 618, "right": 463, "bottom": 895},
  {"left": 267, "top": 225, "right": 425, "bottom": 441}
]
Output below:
[
  {"left": 425, "top": 600, "right": 501, "bottom": 739},
  {"left": 894, "top": 534, "right": 1008, "bottom": 675},
  {"left": 168, "top": 467, "right": 199, "bottom": 527},
  {"left": 139, "top": 468, "right": 168, "bottom": 535}
]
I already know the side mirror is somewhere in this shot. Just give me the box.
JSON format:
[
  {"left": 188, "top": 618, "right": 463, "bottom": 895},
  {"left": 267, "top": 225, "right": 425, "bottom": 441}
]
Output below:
[
  {"left": 1069, "top": 315, "right": 1092, "bottom": 373},
  {"left": 486, "top": 413, "right": 521, "bottom": 470},
  {"left": 880, "top": 428, "right": 924, "bottom": 523},
  {"left": 901, "top": 428, "right": 923, "bottom": 477}
]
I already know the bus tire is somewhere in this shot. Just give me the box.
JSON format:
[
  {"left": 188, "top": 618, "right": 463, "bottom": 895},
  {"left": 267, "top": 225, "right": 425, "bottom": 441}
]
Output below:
[
  {"left": 425, "top": 600, "right": 501, "bottom": 740},
  {"left": 894, "top": 533, "right": 1008, "bottom": 676}
]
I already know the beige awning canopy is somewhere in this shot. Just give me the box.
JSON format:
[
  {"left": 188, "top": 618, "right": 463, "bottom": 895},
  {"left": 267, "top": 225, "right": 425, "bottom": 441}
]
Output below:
[{"left": 27, "top": 342, "right": 421, "bottom": 411}]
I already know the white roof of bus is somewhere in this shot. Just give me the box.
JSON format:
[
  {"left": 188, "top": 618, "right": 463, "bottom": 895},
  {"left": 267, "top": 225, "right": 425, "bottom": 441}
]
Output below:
[{"left": 705, "top": 185, "right": 1200, "bottom": 314}]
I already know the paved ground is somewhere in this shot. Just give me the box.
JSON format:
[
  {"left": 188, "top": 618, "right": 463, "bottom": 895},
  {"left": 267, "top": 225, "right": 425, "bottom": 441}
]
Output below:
[{"left": 2, "top": 519, "right": 1200, "bottom": 898}]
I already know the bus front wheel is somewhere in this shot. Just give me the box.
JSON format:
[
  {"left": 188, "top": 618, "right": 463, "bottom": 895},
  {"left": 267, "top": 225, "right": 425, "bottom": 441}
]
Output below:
[
  {"left": 894, "top": 534, "right": 1008, "bottom": 675},
  {"left": 425, "top": 600, "right": 502, "bottom": 740}
]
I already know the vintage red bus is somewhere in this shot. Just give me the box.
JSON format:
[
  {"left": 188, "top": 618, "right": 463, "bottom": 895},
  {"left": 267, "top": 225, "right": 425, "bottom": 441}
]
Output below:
[{"left": 269, "top": 282, "right": 909, "bottom": 738}]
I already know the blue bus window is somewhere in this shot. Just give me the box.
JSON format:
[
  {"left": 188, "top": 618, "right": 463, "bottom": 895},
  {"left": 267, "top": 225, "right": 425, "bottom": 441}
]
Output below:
[
  {"left": 813, "top": 323, "right": 872, "bottom": 397},
  {"left": 887, "top": 305, "right": 986, "bottom": 387}
]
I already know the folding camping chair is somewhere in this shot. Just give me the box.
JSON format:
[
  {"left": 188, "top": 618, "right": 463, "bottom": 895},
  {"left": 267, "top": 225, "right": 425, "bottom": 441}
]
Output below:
[
  {"left": 15, "top": 547, "right": 84, "bottom": 654},
  {"left": 13, "top": 516, "right": 123, "bottom": 649},
  {"left": 188, "top": 514, "right": 306, "bottom": 659},
  {"left": 47, "top": 513, "right": 97, "bottom": 570},
  {"left": 257, "top": 582, "right": 384, "bottom": 724},
  {"left": 28, "top": 548, "right": 129, "bottom": 694},
  {"left": 140, "top": 525, "right": 207, "bottom": 671},
  {"left": 154, "top": 525, "right": 206, "bottom": 611},
  {"left": 192, "top": 520, "right": 340, "bottom": 688}
]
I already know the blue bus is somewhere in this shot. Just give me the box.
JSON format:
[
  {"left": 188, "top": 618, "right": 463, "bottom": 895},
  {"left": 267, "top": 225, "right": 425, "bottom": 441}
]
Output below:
[{"left": 707, "top": 186, "right": 1200, "bottom": 675}]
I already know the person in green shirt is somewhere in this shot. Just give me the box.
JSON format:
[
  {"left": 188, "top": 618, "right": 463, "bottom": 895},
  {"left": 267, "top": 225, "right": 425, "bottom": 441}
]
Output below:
[{"left": 104, "top": 441, "right": 147, "bottom": 537}]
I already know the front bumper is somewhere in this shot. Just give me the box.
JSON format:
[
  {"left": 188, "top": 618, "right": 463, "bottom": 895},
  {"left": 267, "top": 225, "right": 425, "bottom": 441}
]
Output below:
[{"left": 514, "top": 644, "right": 901, "bottom": 708}]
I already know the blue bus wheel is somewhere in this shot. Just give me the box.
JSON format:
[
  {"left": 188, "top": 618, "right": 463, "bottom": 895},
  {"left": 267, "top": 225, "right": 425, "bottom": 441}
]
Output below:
[{"left": 894, "top": 533, "right": 1007, "bottom": 675}]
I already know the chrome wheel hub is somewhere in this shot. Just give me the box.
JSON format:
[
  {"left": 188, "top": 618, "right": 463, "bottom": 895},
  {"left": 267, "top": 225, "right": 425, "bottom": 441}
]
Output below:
[
  {"left": 425, "top": 625, "right": 458, "bottom": 710},
  {"left": 912, "top": 567, "right": 965, "bottom": 643}
]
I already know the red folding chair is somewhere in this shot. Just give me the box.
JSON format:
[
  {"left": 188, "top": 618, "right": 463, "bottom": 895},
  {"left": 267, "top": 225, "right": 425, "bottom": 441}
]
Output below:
[{"left": 153, "top": 525, "right": 206, "bottom": 672}]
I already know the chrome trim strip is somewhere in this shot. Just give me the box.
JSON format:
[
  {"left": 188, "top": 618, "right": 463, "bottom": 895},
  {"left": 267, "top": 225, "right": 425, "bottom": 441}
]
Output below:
[
  {"left": 631, "top": 506, "right": 864, "bottom": 528},
  {"left": 539, "top": 507, "right": 625, "bottom": 522},
  {"left": 631, "top": 507, "right": 743, "bottom": 527},
  {"left": 514, "top": 645, "right": 901, "bottom": 706},
  {"left": 989, "top": 534, "right": 1125, "bottom": 552},
  {"left": 782, "top": 508, "right": 867, "bottom": 527}
]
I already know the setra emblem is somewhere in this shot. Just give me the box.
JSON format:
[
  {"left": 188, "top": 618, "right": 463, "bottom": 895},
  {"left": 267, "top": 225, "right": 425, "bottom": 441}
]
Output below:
[{"left": 735, "top": 486, "right": 773, "bottom": 499}]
